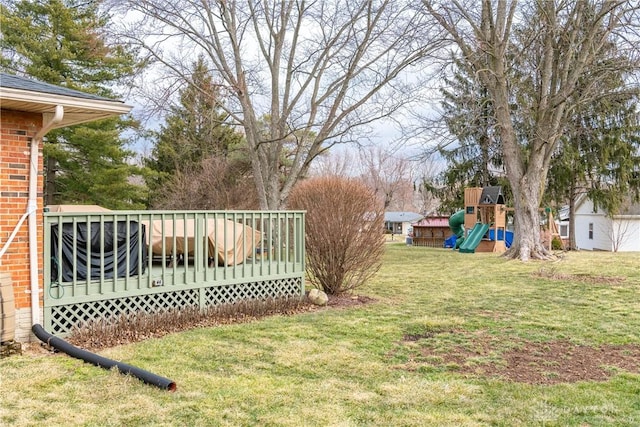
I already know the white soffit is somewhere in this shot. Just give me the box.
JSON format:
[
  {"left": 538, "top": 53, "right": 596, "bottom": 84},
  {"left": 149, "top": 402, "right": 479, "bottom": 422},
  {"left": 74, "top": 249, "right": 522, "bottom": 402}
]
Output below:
[{"left": 0, "top": 87, "right": 132, "bottom": 128}]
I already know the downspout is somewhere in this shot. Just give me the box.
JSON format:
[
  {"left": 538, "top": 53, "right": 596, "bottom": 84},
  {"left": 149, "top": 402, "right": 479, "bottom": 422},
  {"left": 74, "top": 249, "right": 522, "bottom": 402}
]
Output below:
[{"left": 29, "top": 105, "right": 64, "bottom": 326}]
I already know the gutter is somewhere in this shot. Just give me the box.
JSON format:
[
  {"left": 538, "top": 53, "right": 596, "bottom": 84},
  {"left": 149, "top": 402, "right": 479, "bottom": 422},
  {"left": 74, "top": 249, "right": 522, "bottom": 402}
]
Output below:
[{"left": 29, "top": 105, "right": 64, "bottom": 326}]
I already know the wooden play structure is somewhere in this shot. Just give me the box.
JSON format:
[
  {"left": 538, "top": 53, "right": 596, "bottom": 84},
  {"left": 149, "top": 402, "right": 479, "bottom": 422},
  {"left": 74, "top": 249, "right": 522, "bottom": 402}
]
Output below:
[
  {"left": 461, "top": 187, "right": 507, "bottom": 253},
  {"left": 542, "top": 207, "right": 565, "bottom": 251},
  {"left": 455, "top": 186, "right": 562, "bottom": 253}
]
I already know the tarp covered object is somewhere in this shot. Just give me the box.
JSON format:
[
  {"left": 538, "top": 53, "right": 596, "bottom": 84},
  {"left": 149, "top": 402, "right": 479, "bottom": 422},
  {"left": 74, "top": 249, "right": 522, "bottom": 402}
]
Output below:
[
  {"left": 51, "top": 221, "right": 147, "bottom": 282},
  {"left": 47, "top": 205, "right": 112, "bottom": 213},
  {"left": 143, "top": 219, "right": 262, "bottom": 266}
]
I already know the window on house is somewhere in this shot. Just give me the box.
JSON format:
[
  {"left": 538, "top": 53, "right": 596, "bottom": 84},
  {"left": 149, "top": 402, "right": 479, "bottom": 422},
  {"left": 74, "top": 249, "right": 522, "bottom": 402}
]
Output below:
[
  {"left": 588, "top": 223, "right": 593, "bottom": 240},
  {"left": 560, "top": 224, "right": 569, "bottom": 239}
]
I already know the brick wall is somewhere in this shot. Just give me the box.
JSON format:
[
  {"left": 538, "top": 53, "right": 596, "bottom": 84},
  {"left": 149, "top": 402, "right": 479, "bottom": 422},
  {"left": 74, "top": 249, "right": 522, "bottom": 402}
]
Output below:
[{"left": 1, "top": 109, "right": 44, "bottom": 341}]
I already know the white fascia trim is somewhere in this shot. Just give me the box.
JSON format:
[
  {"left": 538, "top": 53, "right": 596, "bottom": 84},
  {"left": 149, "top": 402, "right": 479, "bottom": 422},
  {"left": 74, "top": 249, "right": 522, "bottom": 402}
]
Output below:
[{"left": 0, "top": 87, "right": 132, "bottom": 114}]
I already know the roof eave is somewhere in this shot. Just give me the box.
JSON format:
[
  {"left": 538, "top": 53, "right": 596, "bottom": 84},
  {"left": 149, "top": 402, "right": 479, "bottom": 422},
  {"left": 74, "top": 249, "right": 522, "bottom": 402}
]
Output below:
[{"left": 0, "top": 87, "right": 133, "bottom": 128}]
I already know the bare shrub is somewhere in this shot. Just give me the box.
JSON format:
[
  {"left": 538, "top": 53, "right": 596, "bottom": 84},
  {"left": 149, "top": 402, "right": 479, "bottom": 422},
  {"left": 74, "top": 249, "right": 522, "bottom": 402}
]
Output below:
[
  {"left": 153, "top": 157, "right": 258, "bottom": 210},
  {"left": 288, "top": 176, "right": 385, "bottom": 295}
]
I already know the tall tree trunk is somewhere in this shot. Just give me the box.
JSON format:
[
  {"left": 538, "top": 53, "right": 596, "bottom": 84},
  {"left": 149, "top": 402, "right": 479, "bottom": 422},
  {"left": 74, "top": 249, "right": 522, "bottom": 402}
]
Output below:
[
  {"left": 44, "top": 155, "right": 57, "bottom": 206},
  {"left": 506, "top": 173, "right": 551, "bottom": 260},
  {"left": 492, "top": 82, "right": 551, "bottom": 260},
  {"left": 568, "top": 179, "right": 578, "bottom": 250}
]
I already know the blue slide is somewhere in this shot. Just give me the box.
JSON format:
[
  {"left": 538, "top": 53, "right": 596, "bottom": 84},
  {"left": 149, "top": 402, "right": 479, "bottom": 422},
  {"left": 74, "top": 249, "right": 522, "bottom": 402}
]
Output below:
[{"left": 459, "top": 223, "right": 490, "bottom": 254}]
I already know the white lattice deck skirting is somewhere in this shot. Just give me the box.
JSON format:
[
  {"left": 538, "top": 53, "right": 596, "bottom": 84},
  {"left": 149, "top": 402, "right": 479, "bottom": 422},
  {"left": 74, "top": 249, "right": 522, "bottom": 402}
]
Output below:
[{"left": 47, "top": 277, "right": 303, "bottom": 335}]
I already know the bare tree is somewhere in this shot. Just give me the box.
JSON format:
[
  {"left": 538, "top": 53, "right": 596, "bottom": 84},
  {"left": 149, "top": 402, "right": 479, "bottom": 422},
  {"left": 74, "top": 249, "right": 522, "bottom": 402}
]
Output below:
[
  {"left": 308, "top": 148, "right": 355, "bottom": 178},
  {"left": 601, "top": 198, "right": 639, "bottom": 252},
  {"left": 412, "top": 155, "right": 444, "bottom": 214},
  {"left": 605, "top": 218, "right": 634, "bottom": 253},
  {"left": 311, "top": 145, "right": 437, "bottom": 213},
  {"left": 153, "top": 157, "right": 258, "bottom": 210},
  {"left": 358, "top": 145, "right": 414, "bottom": 210},
  {"left": 118, "top": 0, "right": 444, "bottom": 209},
  {"left": 424, "top": 1, "right": 640, "bottom": 260}
]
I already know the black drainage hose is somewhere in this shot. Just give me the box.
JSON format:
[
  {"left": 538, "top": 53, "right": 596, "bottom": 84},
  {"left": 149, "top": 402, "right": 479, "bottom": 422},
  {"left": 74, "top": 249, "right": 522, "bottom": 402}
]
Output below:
[{"left": 32, "top": 324, "right": 176, "bottom": 392}]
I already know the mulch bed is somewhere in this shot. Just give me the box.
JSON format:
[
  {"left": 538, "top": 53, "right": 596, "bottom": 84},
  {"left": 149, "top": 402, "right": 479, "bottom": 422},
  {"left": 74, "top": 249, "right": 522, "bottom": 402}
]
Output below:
[
  {"left": 399, "top": 330, "right": 640, "bottom": 385},
  {"left": 62, "top": 292, "right": 374, "bottom": 351}
]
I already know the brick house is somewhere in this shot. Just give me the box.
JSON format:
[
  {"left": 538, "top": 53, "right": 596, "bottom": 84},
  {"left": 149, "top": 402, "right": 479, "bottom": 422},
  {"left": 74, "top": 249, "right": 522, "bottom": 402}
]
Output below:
[{"left": 0, "top": 73, "right": 131, "bottom": 342}]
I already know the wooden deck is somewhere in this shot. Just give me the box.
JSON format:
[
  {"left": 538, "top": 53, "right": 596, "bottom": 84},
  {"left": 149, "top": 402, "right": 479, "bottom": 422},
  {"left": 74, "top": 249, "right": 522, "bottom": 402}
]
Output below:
[{"left": 43, "top": 210, "right": 305, "bottom": 336}]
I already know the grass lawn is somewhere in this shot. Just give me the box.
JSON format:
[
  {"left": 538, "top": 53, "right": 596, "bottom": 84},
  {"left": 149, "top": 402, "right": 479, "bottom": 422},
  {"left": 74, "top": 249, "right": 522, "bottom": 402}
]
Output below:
[{"left": 2, "top": 244, "right": 640, "bottom": 426}]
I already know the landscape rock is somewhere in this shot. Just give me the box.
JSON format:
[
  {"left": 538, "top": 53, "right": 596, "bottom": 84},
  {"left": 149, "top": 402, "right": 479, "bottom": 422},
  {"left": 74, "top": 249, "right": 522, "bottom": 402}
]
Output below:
[{"left": 308, "top": 289, "right": 328, "bottom": 306}]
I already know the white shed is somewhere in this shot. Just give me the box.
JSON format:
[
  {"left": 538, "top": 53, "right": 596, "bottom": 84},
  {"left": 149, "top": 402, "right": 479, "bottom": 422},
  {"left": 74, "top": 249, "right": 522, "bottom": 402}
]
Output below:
[{"left": 574, "top": 197, "right": 640, "bottom": 252}]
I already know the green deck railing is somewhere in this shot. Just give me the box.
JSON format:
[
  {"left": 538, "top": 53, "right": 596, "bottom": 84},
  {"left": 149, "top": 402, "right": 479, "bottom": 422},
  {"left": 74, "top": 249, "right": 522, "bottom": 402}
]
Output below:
[{"left": 43, "top": 210, "right": 305, "bottom": 335}]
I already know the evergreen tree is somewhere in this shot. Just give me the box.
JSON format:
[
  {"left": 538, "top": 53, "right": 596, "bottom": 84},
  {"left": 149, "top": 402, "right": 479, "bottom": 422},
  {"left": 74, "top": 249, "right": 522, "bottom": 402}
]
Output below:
[
  {"left": 429, "top": 58, "right": 509, "bottom": 213},
  {"left": 546, "top": 66, "right": 640, "bottom": 249},
  {"left": 426, "top": 1, "right": 639, "bottom": 260},
  {"left": 0, "top": 0, "right": 146, "bottom": 208},
  {"left": 434, "top": 42, "right": 638, "bottom": 242},
  {"left": 146, "top": 57, "right": 249, "bottom": 208}
]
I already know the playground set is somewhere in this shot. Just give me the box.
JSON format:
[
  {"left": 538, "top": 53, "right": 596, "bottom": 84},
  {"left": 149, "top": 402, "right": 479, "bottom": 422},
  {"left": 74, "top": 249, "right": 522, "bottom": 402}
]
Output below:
[
  {"left": 447, "top": 186, "right": 511, "bottom": 254},
  {"left": 412, "top": 185, "right": 561, "bottom": 253}
]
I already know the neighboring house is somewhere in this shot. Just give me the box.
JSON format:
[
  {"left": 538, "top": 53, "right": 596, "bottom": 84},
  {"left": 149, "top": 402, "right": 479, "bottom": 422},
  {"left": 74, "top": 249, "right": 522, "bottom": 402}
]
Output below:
[
  {"left": 0, "top": 72, "right": 132, "bottom": 342},
  {"left": 574, "top": 196, "right": 640, "bottom": 252},
  {"left": 384, "top": 211, "right": 424, "bottom": 236}
]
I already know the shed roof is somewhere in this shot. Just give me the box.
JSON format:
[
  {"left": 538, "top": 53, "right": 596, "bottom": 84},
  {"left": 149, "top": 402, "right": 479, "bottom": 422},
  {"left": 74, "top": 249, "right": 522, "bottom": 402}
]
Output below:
[
  {"left": 384, "top": 211, "right": 424, "bottom": 223},
  {"left": 412, "top": 217, "right": 450, "bottom": 227},
  {"left": 0, "top": 72, "right": 132, "bottom": 128}
]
